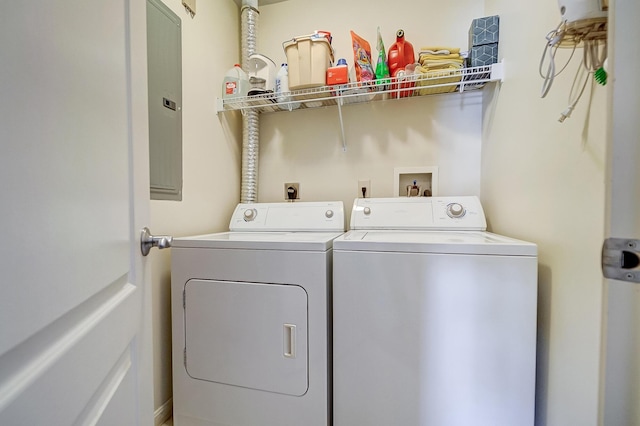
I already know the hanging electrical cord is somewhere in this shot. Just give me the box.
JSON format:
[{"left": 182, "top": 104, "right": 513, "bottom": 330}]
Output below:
[
  {"left": 583, "top": 38, "right": 607, "bottom": 75},
  {"left": 540, "top": 21, "right": 578, "bottom": 98},
  {"left": 557, "top": 36, "right": 607, "bottom": 122},
  {"left": 558, "top": 60, "right": 591, "bottom": 122},
  {"left": 539, "top": 17, "right": 607, "bottom": 122}
]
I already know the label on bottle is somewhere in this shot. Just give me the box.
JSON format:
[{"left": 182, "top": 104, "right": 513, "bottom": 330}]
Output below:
[
  {"left": 225, "top": 80, "right": 238, "bottom": 95},
  {"left": 275, "top": 77, "right": 282, "bottom": 94}
]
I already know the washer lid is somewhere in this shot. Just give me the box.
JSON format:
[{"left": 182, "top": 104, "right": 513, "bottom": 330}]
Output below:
[
  {"left": 172, "top": 231, "right": 344, "bottom": 251},
  {"left": 333, "top": 230, "right": 537, "bottom": 256}
]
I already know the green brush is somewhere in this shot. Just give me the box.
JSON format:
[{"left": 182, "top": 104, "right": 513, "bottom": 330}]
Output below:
[
  {"left": 594, "top": 58, "right": 608, "bottom": 86},
  {"left": 594, "top": 67, "right": 607, "bottom": 85}
]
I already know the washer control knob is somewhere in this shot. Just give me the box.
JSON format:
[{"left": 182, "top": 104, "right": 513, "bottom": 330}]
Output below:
[
  {"left": 446, "top": 203, "right": 466, "bottom": 218},
  {"left": 363, "top": 207, "right": 371, "bottom": 215},
  {"left": 325, "top": 210, "right": 334, "bottom": 219},
  {"left": 243, "top": 208, "right": 257, "bottom": 221}
]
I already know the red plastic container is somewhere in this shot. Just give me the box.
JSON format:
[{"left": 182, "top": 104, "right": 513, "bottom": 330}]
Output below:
[
  {"left": 387, "top": 30, "right": 416, "bottom": 98},
  {"left": 388, "top": 29, "right": 415, "bottom": 76},
  {"left": 326, "top": 62, "right": 348, "bottom": 85}
]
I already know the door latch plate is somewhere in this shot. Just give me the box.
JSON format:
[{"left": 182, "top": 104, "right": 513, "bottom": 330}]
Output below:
[{"left": 602, "top": 238, "right": 640, "bottom": 283}]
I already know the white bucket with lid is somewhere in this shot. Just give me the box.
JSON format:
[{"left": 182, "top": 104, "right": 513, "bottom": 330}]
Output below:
[{"left": 283, "top": 34, "right": 335, "bottom": 90}]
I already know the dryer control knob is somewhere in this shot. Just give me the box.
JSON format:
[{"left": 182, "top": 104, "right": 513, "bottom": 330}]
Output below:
[
  {"left": 446, "top": 203, "right": 466, "bottom": 218},
  {"left": 325, "top": 210, "right": 334, "bottom": 218},
  {"left": 243, "top": 208, "right": 257, "bottom": 221},
  {"left": 363, "top": 207, "right": 371, "bottom": 215}
]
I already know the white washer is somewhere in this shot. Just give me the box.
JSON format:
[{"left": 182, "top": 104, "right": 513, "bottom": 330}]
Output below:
[
  {"left": 333, "top": 197, "right": 537, "bottom": 426},
  {"left": 171, "top": 201, "right": 344, "bottom": 426}
]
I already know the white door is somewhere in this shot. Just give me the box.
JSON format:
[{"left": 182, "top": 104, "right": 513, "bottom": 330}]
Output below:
[
  {"left": 0, "top": 1, "right": 153, "bottom": 425},
  {"left": 600, "top": 0, "right": 640, "bottom": 424}
]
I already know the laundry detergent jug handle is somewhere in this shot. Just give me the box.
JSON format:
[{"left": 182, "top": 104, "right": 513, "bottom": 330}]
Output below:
[
  {"left": 397, "top": 42, "right": 404, "bottom": 72},
  {"left": 389, "top": 30, "right": 407, "bottom": 77},
  {"left": 394, "top": 29, "right": 406, "bottom": 77}
]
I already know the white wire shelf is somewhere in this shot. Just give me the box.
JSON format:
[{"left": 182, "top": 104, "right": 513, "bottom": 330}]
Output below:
[{"left": 216, "top": 62, "right": 504, "bottom": 114}]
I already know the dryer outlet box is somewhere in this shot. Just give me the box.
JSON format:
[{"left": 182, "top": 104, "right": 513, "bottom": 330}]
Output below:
[
  {"left": 285, "top": 182, "right": 300, "bottom": 200},
  {"left": 394, "top": 166, "right": 439, "bottom": 197},
  {"left": 358, "top": 180, "right": 371, "bottom": 198}
]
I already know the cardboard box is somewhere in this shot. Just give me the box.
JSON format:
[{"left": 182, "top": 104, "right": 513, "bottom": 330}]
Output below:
[
  {"left": 469, "top": 43, "right": 499, "bottom": 67},
  {"left": 469, "top": 15, "right": 500, "bottom": 47},
  {"left": 326, "top": 65, "right": 348, "bottom": 85}
]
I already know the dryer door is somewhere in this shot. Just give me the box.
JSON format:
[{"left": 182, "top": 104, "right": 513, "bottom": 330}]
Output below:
[{"left": 184, "top": 279, "right": 308, "bottom": 396}]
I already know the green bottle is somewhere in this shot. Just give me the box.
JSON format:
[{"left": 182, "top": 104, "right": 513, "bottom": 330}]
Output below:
[{"left": 375, "top": 27, "right": 391, "bottom": 88}]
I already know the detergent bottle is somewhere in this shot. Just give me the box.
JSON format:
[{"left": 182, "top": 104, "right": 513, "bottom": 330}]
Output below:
[
  {"left": 387, "top": 30, "right": 416, "bottom": 98},
  {"left": 387, "top": 29, "right": 415, "bottom": 77},
  {"left": 275, "top": 63, "right": 300, "bottom": 110}
]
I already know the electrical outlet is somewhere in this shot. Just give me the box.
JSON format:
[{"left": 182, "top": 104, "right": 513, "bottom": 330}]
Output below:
[
  {"left": 284, "top": 182, "right": 300, "bottom": 200},
  {"left": 358, "top": 180, "right": 371, "bottom": 198}
]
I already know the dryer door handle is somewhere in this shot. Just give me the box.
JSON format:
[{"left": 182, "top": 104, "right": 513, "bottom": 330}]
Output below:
[{"left": 283, "top": 324, "right": 297, "bottom": 359}]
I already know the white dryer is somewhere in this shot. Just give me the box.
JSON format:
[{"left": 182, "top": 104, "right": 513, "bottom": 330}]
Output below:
[
  {"left": 171, "top": 201, "right": 344, "bottom": 426},
  {"left": 332, "top": 197, "right": 537, "bottom": 426}
]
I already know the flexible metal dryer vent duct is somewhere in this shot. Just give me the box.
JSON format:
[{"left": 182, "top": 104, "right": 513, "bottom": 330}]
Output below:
[{"left": 240, "top": 1, "right": 259, "bottom": 203}]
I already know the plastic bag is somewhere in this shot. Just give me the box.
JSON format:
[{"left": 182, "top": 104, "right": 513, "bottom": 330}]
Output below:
[{"left": 350, "top": 30, "right": 375, "bottom": 82}]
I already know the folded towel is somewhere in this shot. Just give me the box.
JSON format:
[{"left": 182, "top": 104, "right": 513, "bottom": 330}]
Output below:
[
  {"left": 420, "top": 59, "right": 465, "bottom": 67},
  {"left": 417, "top": 62, "right": 463, "bottom": 73},
  {"left": 419, "top": 49, "right": 451, "bottom": 55},
  {"left": 420, "top": 46, "right": 461, "bottom": 54},
  {"left": 419, "top": 53, "right": 463, "bottom": 61},
  {"left": 414, "top": 63, "right": 462, "bottom": 95}
]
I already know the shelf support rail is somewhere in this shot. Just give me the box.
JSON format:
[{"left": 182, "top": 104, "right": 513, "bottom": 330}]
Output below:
[{"left": 336, "top": 96, "right": 347, "bottom": 151}]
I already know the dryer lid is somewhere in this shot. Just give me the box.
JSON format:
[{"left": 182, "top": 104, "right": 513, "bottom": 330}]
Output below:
[
  {"left": 184, "top": 279, "right": 308, "bottom": 396},
  {"left": 171, "top": 231, "right": 344, "bottom": 251}
]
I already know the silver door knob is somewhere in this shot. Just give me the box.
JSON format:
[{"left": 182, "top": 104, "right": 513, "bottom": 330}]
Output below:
[{"left": 140, "top": 227, "right": 173, "bottom": 256}]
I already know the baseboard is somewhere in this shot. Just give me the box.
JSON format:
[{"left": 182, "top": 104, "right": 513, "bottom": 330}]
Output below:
[{"left": 154, "top": 398, "right": 173, "bottom": 426}]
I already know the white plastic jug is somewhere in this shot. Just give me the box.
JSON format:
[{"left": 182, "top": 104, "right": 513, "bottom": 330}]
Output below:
[
  {"left": 275, "top": 64, "right": 300, "bottom": 110},
  {"left": 222, "top": 64, "right": 248, "bottom": 98}
]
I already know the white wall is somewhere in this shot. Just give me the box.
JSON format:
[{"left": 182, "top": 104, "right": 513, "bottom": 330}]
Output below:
[
  {"left": 256, "top": 0, "right": 485, "bottom": 213},
  {"left": 148, "top": 0, "right": 242, "bottom": 417},
  {"left": 257, "top": 1, "right": 608, "bottom": 425},
  {"left": 482, "top": 1, "right": 607, "bottom": 426},
  {"left": 148, "top": 0, "right": 610, "bottom": 424}
]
